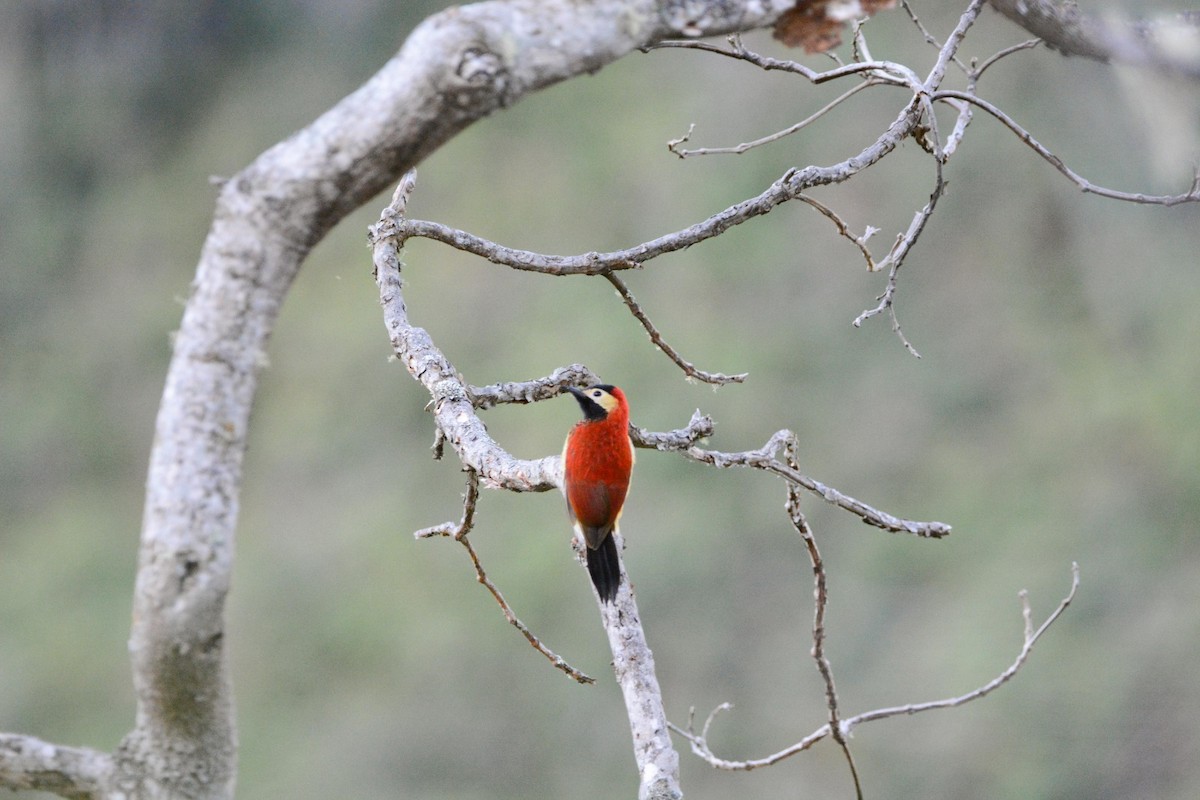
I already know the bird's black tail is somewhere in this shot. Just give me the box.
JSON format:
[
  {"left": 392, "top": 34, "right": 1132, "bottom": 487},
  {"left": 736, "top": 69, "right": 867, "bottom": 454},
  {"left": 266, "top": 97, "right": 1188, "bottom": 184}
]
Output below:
[{"left": 587, "top": 534, "right": 621, "bottom": 604}]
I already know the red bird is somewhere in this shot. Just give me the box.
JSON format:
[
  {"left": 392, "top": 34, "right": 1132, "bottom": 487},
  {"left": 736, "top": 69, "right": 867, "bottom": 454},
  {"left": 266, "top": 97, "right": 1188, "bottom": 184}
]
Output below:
[{"left": 562, "top": 384, "right": 634, "bottom": 603}]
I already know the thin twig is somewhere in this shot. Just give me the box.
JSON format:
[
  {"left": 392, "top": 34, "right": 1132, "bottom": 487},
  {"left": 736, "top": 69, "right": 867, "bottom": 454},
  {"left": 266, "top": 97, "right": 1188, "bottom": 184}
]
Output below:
[
  {"left": 783, "top": 440, "right": 862, "bottom": 800},
  {"left": 925, "top": 0, "right": 987, "bottom": 91},
  {"left": 862, "top": 90, "right": 945, "bottom": 359},
  {"left": 852, "top": 187, "right": 940, "bottom": 359},
  {"left": 668, "top": 82, "right": 876, "bottom": 158},
  {"left": 901, "top": 0, "right": 970, "bottom": 75},
  {"left": 416, "top": 470, "right": 596, "bottom": 684},
  {"left": 683, "top": 429, "right": 952, "bottom": 538},
  {"left": 605, "top": 273, "right": 747, "bottom": 385},
  {"left": 413, "top": 468, "right": 481, "bottom": 542},
  {"left": 933, "top": 90, "right": 1200, "bottom": 206},
  {"left": 648, "top": 37, "right": 919, "bottom": 88},
  {"left": 671, "top": 562, "right": 1081, "bottom": 770},
  {"left": 844, "top": 562, "right": 1081, "bottom": 732},
  {"left": 974, "top": 39, "right": 1041, "bottom": 80},
  {"left": 796, "top": 194, "right": 880, "bottom": 271},
  {"left": 458, "top": 533, "right": 595, "bottom": 684}
]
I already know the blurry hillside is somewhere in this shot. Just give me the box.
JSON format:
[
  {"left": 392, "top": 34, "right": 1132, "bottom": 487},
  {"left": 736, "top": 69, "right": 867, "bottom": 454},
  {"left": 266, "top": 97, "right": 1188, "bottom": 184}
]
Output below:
[{"left": 2, "top": 2, "right": 1199, "bottom": 798}]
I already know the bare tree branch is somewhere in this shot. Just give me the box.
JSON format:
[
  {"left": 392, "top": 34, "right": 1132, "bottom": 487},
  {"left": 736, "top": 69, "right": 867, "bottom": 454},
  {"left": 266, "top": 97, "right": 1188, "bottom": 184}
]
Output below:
[
  {"left": 783, "top": 443, "right": 862, "bottom": 799},
  {"left": 795, "top": 194, "right": 881, "bottom": 271},
  {"left": 371, "top": 174, "right": 683, "bottom": 798},
  {"left": 989, "top": 0, "right": 1200, "bottom": 79},
  {"left": 901, "top": 0, "right": 970, "bottom": 74},
  {"left": 372, "top": 176, "right": 567, "bottom": 493},
  {"left": 678, "top": 429, "right": 952, "bottom": 538},
  {"left": 843, "top": 561, "right": 1081, "bottom": 732},
  {"left": 667, "top": 80, "right": 875, "bottom": 158},
  {"left": 605, "top": 272, "right": 748, "bottom": 385},
  {"left": 0, "top": 735, "right": 113, "bottom": 800},
  {"left": 417, "top": 469, "right": 596, "bottom": 684},
  {"left": 671, "top": 562, "right": 1081, "bottom": 770},
  {"left": 647, "top": 35, "right": 920, "bottom": 88},
  {"left": 7, "top": 0, "right": 1179, "bottom": 795},
  {"left": 933, "top": 89, "right": 1200, "bottom": 205}
]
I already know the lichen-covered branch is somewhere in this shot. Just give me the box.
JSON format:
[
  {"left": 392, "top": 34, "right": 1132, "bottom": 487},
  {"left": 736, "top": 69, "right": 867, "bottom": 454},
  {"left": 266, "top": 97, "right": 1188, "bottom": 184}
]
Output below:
[
  {"left": 681, "top": 429, "right": 952, "bottom": 538},
  {"left": 371, "top": 175, "right": 683, "bottom": 798},
  {"left": 671, "top": 563, "right": 1081, "bottom": 770},
  {"left": 0, "top": 735, "right": 113, "bottom": 800},
  {"left": 989, "top": 0, "right": 1200, "bottom": 79}
]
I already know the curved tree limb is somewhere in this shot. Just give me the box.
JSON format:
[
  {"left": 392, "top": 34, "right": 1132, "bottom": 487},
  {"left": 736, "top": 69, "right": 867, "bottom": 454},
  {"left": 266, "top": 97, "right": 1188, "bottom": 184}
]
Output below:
[
  {"left": 100, "top": 5, "right": 798, "bottom": 796},
  {"left": 933, "top": 89, "right": 1200, "bottom": 205},
  {"left": 989, "top": 0, "right": 1200, "bottom": 79},
  {"left": 372, "top": 173, "right": 683, "bottom": 799},
  {"left": 671, "top": 562, "right": 1081, "bottom": 770}
]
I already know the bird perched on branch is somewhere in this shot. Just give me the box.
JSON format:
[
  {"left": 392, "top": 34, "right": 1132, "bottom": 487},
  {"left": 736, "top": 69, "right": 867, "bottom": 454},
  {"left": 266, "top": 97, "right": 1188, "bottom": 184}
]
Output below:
[{"left": 562, "top": 384, "right": 634, "bottom": 604}]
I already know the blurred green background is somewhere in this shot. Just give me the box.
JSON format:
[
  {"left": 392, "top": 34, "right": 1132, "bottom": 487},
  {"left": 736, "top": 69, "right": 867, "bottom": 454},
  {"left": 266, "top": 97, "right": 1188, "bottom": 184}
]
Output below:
[{"left": 3, "top": 1, "right": 1199, "bottom": 798}]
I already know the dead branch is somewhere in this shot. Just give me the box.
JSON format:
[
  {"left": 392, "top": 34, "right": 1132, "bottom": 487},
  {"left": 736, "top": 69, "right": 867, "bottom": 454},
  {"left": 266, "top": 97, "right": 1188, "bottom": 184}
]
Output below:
[
  {"left": 417, "top": 469, "right": 596, "bottom": 684},
  {"left": 667, "top": 81, "right": 876, "bottom": 158},
  {"left": 0, "top": 735, "right": 113, "bottom": 799},
  {"left": 678, "top": 429, "right": 952, "bottom": 538},
  {"left": 783, "top": 440, "right": 862, "bottom": 799},
  {"left": 933, "top": 89, "right": 1200, "bottom": 205},
  {"left": 371, "top": 174, "right": 683, "bottom": 798},
  {"left": 605, "top": 273, "right": 748, "bottom": 385},
  {"left": 989, "top": 0, "right": 1200, "bottom": 79},
  {"left": 844, "top": 562, "right": 1081, "bottom": 731},
  {"left": 671, "top": 562, "right": 1081, "bottom": 770}
]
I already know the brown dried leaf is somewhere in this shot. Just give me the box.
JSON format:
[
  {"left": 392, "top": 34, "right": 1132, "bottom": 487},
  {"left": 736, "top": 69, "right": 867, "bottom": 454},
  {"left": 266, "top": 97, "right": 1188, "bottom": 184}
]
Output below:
[{"left": 773, "top": 0, "right": 898, "bottom": 53}]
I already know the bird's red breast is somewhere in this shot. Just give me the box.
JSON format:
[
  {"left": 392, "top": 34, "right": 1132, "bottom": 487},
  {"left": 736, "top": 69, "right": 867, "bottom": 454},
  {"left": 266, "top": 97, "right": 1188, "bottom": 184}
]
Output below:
[
  {"left": 563, "top": 385, "right": 633, "bottom": 541},
  {"left": 562, "top": 384, "right": 634, "bottom": 603}
]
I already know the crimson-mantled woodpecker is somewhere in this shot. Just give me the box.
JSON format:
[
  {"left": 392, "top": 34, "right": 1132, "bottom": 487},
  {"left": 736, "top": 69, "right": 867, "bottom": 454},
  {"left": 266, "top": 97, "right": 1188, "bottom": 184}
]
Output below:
[{"left": 562, "top": 384, "right": 634, "bottom": 603}]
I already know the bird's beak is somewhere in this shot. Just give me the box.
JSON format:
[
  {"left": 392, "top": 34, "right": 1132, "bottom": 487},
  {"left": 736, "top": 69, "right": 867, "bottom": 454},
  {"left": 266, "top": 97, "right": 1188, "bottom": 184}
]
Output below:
[{"left": 564, "top": 386, "right": 585, "bottom": 399}]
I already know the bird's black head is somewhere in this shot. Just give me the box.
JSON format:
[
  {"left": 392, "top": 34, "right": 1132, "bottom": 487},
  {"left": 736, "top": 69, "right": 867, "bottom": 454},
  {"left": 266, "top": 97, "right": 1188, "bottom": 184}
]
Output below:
[{"left": 566, "top": 384, "right": 618, "bottom": 421}]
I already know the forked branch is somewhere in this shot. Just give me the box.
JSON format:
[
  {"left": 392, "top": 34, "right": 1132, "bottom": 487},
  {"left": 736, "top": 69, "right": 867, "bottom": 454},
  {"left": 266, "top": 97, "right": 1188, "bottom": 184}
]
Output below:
[
  {"left": 680, "top": 429, "right": 952, "bottom": 538},
  {"left": 371, "top": 174, "right": 683, "bottom": 798}
]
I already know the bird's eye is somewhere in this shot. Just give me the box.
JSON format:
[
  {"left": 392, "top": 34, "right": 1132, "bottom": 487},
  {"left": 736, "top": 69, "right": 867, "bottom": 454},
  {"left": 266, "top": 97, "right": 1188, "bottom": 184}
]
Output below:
[{"left": 592, "top": 390, "right": 602, "bottom": 397}]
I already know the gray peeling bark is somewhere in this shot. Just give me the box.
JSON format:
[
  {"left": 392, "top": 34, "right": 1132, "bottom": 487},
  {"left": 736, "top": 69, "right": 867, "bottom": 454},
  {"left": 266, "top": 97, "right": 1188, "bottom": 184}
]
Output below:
[
  {"left": 989, "top": 0, "right": 1200, "bottom": 78},
  {"left": 109, "top": 2, "right": 794, "bottom": 799}
]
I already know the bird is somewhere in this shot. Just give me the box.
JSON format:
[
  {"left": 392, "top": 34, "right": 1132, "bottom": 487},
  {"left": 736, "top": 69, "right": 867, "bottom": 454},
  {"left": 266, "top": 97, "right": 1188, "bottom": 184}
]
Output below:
[{"left": 562, "top": 383, "right": 635, "bottom": 604}]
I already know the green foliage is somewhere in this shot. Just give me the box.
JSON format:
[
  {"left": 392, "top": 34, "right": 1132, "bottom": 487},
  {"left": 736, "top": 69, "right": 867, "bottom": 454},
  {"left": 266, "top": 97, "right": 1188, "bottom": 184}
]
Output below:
[{"left": 3, "top": 2, "right": 1200, "bottom": 798}]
